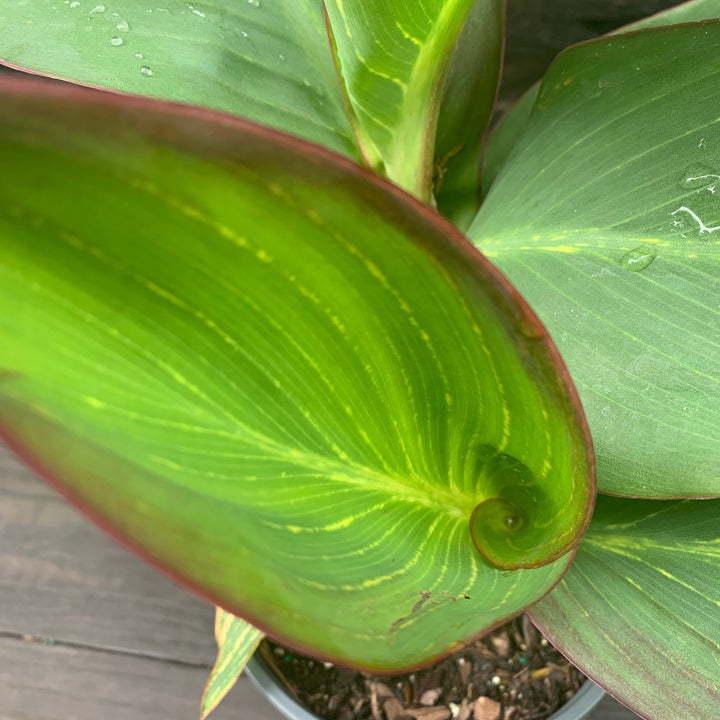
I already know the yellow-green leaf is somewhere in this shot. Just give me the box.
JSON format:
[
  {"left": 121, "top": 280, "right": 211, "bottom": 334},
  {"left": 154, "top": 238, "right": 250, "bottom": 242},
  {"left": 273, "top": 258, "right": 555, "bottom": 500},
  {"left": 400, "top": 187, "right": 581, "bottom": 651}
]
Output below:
[
  {"left": 201, "top": 608, "right": 264, "bottom": 720},
  {"left": 324, "top": 0, "right": 478, "bottom": 201},
  {"left": 0, "top": 77, "right": 593, "bottom": 670}
]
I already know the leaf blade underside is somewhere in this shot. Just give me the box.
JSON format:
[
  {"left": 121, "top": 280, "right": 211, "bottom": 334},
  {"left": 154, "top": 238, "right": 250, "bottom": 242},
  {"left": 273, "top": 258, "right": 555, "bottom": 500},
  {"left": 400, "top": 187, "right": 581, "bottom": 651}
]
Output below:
[{"left": 0, "top": 79, "right": 593, "bottom": 670}]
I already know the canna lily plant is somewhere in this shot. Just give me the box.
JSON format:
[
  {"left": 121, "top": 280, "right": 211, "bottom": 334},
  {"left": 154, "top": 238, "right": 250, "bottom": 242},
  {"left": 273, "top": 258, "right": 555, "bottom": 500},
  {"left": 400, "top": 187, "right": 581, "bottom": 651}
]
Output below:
[{"left": 0, "top": 1, "right": 718, "bottom": 719}]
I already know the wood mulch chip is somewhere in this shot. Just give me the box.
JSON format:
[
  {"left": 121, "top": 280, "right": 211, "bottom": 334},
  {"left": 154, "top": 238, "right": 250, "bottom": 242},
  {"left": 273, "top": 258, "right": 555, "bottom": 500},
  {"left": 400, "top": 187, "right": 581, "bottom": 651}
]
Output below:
[{"left": 258, "top": 615, "right": 585, "bottom": 720}]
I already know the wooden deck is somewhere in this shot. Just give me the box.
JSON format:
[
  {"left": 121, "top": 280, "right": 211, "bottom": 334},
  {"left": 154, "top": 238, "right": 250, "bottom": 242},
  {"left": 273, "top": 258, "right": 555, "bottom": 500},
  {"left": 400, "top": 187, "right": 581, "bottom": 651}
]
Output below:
[{"left": 0, "top": 446, "right": 638, "bottom": 720}]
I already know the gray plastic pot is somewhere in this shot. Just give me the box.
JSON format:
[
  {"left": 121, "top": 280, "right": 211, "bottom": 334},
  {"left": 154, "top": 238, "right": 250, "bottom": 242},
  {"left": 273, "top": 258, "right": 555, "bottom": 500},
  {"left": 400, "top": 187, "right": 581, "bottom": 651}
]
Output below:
[{"left": 246, "top": 654, "right": 605, "bottom": 720}]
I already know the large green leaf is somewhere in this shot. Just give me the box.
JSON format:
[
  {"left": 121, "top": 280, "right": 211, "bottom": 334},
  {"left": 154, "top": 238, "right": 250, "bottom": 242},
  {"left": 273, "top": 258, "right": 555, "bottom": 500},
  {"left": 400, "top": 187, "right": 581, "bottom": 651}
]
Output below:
[
  {"left": 324, "top": 0, "right": 478, "bottom": 201},
  {"left": 201, "top": 609, "right": 264, "bottom": 719},
  {"left": 470, "top": 22, "right": 720, "bottom": 498},
  {"left": 530, "top": 495, "right": 720, "bottom": 720},
  {"left": 482, "top": 0, "right": 720, "bottom": 194},
  {"left": 0, "top": 79, "right": 593, "bottom": 670},
  {"left": 0, "top": 0, "right": 359, "bottom": 159}
]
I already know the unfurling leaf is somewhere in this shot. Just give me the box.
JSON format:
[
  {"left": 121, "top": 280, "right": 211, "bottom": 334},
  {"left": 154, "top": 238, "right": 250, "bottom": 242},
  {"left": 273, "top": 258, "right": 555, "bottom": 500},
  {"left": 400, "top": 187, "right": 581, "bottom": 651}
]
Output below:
[{"left": 0, "top": 78, "right": 592, "bottom": 670}]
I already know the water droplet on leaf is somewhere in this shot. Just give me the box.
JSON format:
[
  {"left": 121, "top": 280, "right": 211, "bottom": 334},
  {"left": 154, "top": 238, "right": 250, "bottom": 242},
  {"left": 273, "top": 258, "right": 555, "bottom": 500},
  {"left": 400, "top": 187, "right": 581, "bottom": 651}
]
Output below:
[
  {"left": 134, "top": 51, "right": 143, "bottom": 59},
  {"left": 140, "top": 65, "right": 153, "bottom": 77},
  {"left": 89, "top": 4, "right": 106, "bottom": 13},
  {"left": 503, "top": 513, "right": 523, "bottom": 530},
  {"left": 110, "top": 36, "right": 123, "bottom": 46},
  {"left": 116, "top": 19, "right": 130, "bottom": 31},
  {"left": 247, "top": 0, "right": 260, "bottom": 6},
  {"left": 680, "top": 163, "right": 720, "bottom": 192},
  {"left": 69, "top": 1, "right": 80, "bottom": 7},
  {"left": 620, "top": 245, "right": 656, "bottom": 272}
]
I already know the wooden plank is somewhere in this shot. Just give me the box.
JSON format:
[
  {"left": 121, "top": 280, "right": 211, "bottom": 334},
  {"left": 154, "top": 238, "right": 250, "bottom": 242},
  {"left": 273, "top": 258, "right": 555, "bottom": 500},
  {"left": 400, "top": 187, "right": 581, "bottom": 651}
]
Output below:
[
  {"left": 0, "top": 448, "right": 218, "bottom": 664},
  {"left": 0, "top": 636, "right": 280, "bottom": 720}
]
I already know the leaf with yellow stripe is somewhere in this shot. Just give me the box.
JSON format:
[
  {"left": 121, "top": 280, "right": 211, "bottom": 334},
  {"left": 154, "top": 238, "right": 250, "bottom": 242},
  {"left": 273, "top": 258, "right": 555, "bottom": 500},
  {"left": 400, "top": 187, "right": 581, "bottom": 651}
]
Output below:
[
  {"left": 482, "top": 0, "right": 720, "bottom": 195},
  {"left": 201, "top": 608, "right": 264, "bottom": 719},
  {"left": 324, "top": 0, "right": 498, "bottom": 204},
  {"left": 471, "top": 23, "right": 720, "bottom": 497},
  {"left": 0, "top": 78, "right": 592, "bottom": 671},
  {"left": 530, "top": 495, "right": 720, "bottom": 720}
]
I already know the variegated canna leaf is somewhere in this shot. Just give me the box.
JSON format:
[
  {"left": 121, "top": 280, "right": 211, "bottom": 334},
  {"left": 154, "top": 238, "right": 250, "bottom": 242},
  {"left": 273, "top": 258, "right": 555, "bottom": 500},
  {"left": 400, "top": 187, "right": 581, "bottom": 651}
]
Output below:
[{"left": 0, "top": 78, "right": 593, "bottom": 671}]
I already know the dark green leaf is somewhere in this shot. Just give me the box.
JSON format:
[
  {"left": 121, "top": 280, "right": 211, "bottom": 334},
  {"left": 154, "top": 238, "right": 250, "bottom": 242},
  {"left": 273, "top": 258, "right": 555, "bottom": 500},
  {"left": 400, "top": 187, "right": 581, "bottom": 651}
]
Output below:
[
  {"left": 482, "top": 0, "right": 720, "bottom": 195},
  {"left": 0, "top": 0, "right": 359, "bottom": 159},
  {"left": 481, "top": 85, "right": 536, "bottom": 196},
  {"left": 470, "top": 23, "right": 720, "bottom": 497},
  {"left": 531, "top": 495, "right": 720, "bottom": 720},
  {"left": 434, "top": 0, "right": 504, "bottom": 229},
  {"left": 0, "top": 79, "right": 593, "bottom": 670}
]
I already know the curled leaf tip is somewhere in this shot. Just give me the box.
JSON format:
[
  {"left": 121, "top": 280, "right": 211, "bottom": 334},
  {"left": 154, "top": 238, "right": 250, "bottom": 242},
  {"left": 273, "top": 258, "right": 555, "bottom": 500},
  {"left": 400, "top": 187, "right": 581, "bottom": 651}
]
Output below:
[{"left": 468, "top": 449, "right": 581, "bottom": 570}]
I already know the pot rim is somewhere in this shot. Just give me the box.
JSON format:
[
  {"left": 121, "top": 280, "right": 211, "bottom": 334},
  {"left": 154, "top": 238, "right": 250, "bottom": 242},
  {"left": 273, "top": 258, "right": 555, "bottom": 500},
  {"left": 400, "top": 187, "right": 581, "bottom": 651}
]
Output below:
[{"left": 246, "top": 654, "right": 606, "bottom": 720}]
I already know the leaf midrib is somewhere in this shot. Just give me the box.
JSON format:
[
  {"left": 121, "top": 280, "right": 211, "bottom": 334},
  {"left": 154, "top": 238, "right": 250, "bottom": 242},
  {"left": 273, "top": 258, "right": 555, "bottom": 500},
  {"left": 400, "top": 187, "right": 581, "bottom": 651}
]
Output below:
[{"left": 0, "top": 374, "right": 470, "bottom": 519}]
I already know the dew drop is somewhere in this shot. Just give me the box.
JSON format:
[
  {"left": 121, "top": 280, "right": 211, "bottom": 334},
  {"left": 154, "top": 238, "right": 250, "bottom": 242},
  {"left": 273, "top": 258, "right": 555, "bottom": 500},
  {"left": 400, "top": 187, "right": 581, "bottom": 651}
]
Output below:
[
  {"left": 247, "top": 0, "right": 260, "bottom": 6},
  {"left": 69, "top": 1, "right": 80, "bottom": 7},
  {"left": 278, "top": 53, "right": 285, "bottom": 61},
  {"left": 89, "top": 4, "right": 106, "bottom": 13},
  {"left": 241, "top": 30, "right": 248, "bottom": 36},
  {"left": 134, "top": 51, "right": 143, "bottom": 59},
  {"left": 620, "top": 245, "right": 656, "bottom": 272},
  {"left": 115, "top": 19, "right": 130, "bottom": 31},
  {"left": 503, "top": 513, "right": 523, "bottom": 530},
  {"left": 140, "top": 65, "right": 153, "bottom": 77},
  {"left": 110, "top": 36, "right": 123, "bottom": 46}
]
